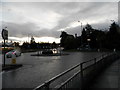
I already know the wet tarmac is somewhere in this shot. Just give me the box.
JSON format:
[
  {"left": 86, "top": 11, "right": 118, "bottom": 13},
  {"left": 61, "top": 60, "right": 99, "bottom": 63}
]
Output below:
[{"left": 2, "top": 51, "right": 105, "bottom": 88}]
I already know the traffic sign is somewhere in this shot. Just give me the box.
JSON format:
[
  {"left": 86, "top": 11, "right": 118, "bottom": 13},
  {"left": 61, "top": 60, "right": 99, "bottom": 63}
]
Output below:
[{"left": 2, "top": 29, "right": 8, "bottom": 40}]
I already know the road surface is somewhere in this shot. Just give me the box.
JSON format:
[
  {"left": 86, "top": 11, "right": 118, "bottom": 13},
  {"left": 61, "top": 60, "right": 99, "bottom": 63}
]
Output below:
[{"left": 2, "top": 51, "right": 106, "bottom": 88}]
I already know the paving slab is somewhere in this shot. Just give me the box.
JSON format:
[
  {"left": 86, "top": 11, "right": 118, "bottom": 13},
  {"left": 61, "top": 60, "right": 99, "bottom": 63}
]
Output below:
[{"left": 89, "top": 59, "right": 120, "bottom": 89}]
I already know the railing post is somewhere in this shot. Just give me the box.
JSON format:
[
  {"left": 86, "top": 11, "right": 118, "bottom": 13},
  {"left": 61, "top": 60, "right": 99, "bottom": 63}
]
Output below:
[
  {"left": 44, "top": 81, "right": 50, "bottom": 90},
  {"left": 80, "top": 63, "right": 84, "bottom": 90},
  {"left": 94, "top": 58, "right": 96, "bottom": 65},
  {"left": 94, "top": 58, "right": 97, "bottom": 75},
  {"left": 102, "top": 54, "right": 104, "bottom": 59}
]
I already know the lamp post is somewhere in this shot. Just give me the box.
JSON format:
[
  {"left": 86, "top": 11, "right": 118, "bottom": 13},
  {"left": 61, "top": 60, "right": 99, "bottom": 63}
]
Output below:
[
  {"left": 87, "top": 38, "right": 91, "bottom": 49},
  {"left": 78, "top": 21, "right": 82, "bottom": 35},
  {"left": 78, "top": 21, "right": 83, "bottom": 47},
  {"left": 110, "top": 20, "right": 116, "bottom": 52},
  {"left": 59, "top": 44, "right": 61, "bottom": 56}
]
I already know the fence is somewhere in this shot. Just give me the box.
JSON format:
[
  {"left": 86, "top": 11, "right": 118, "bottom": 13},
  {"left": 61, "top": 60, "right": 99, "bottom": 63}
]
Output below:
[{"left": 33, "top": 52, "right": 119, "bottom": 90}]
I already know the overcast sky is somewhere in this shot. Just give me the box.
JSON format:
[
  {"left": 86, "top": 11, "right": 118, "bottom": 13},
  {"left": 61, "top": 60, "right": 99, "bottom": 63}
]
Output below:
[{"left": 0, "top": 1, "right": 119, "bottom": 43}]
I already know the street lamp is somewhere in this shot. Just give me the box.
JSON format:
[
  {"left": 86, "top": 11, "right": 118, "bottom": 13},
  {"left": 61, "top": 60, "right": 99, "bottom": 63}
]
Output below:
[
  {"left": 60, "top": 45, "right": 62, "bottom": 56},
  {"left": 87, "top": 38, "right": 91, "bottom": 49},
  {"left": 78, "top": 21, "right": 83, "bottom": 47},
  {"left": 78, "top": 21, "right": 82, "bottom": 34}
]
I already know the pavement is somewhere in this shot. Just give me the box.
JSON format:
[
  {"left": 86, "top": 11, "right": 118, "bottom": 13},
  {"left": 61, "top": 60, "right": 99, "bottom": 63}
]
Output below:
[
  {"left": 2, "top": 64, "right": 23, "bottom": 71},
  {"left": 89, "top": 59, "right": 120, "bottom": 90}
]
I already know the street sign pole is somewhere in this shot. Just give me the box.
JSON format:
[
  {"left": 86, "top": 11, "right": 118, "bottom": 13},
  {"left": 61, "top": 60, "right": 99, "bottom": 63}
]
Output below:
[
  {"left": 3, "top": 39, "right": 5, "bottom": 67},
  {"left": 2, "top": 27, "right": 8, "bottom": 67}
]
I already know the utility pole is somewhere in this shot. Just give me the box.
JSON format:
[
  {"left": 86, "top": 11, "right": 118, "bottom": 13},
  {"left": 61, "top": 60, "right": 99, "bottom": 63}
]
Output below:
[{"left": 3, "top": 38, "right": 5, "bottom": 66}]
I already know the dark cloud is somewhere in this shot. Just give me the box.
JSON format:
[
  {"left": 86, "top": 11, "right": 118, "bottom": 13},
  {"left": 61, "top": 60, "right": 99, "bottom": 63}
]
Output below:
[
  {"left": 51, "top": 2, "right": 117, "bottom": 30},
  {"left": 2, "top": 21, "right": 37, "bottom": 37},
  {"left": 1, "top": 21, "right": 61, "bottom": 38},
  {"left": 1, "top": 2, "right": 118, "bottom": 42}
]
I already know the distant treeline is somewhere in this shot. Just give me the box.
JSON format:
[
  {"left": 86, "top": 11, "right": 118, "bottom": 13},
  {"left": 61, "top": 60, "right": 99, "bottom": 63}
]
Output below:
[
  {"left": 21, "top": 42, "right": 58, "bottom": 49},
  {"left": 60, "top": 22, "right": 120, "bottom": 51},
  {"left": 20, "top": 22, "right": 120, "bottom": 51}
]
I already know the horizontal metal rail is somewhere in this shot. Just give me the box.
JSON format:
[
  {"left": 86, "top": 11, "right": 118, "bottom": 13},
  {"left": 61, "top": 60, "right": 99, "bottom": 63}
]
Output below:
[
  {"left": 34, "top": 63, "right": 81, "bottom": 90},
  {"left": 56, "top": 70, "right": 81, "bottom": 89},
  {"left": 34, "top": 52, "right": 118, "bottom": 90}
]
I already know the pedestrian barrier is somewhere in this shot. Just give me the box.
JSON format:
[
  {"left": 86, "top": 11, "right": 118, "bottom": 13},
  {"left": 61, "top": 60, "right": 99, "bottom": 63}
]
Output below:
[{"left": 33, "top": 52, "right": 119, "bottom": 90}]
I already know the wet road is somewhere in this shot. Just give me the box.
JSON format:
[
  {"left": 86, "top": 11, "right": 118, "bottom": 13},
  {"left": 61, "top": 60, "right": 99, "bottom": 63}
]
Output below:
[{"left": 2, "top": 51, "right": 106, "bottom": 88}]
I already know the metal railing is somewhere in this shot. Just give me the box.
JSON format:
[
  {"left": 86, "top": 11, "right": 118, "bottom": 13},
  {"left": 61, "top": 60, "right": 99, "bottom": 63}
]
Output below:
[{"left": 34, "top": 52, "right": 119, "bottom": 90}]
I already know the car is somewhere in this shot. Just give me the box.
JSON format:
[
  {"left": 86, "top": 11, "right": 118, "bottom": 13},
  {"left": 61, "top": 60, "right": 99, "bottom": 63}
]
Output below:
[
  {"left": 6, "top": 50, "right": 21, "bottom": 58},
  {"left": 42, "top": 49, "right": 53, "bottom": 55}
]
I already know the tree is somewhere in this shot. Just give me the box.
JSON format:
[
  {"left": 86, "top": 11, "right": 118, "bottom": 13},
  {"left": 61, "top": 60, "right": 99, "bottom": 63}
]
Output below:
[
  {"left": 81, "top": 28, "right": 87, "bottom": 46},
  {"left": 106, "top": 22, "right": 120, "bottom": 50},
  {"left": 52, "top": 42, "right": 57, "bottom": 48},
  {"left": 60, "top": 31, "right": 68, "bottom": 47},
  {"left": 22, "top": 42, "right": 29, "bottom": 49},
  {"left": 109, "top": 22, "right": 119, "bottom": 34},
  {"left": 60, "top": 31, "right": 75, "bottom": 50},
  {"left": 85, "top": 24, "right": 94, "bottom": 35},
  {"left": 64, "top": 35, "right": 75, "bottom": 50},
  {"left": 30, "top": 36, "right": 35, "bottom": 44}
]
